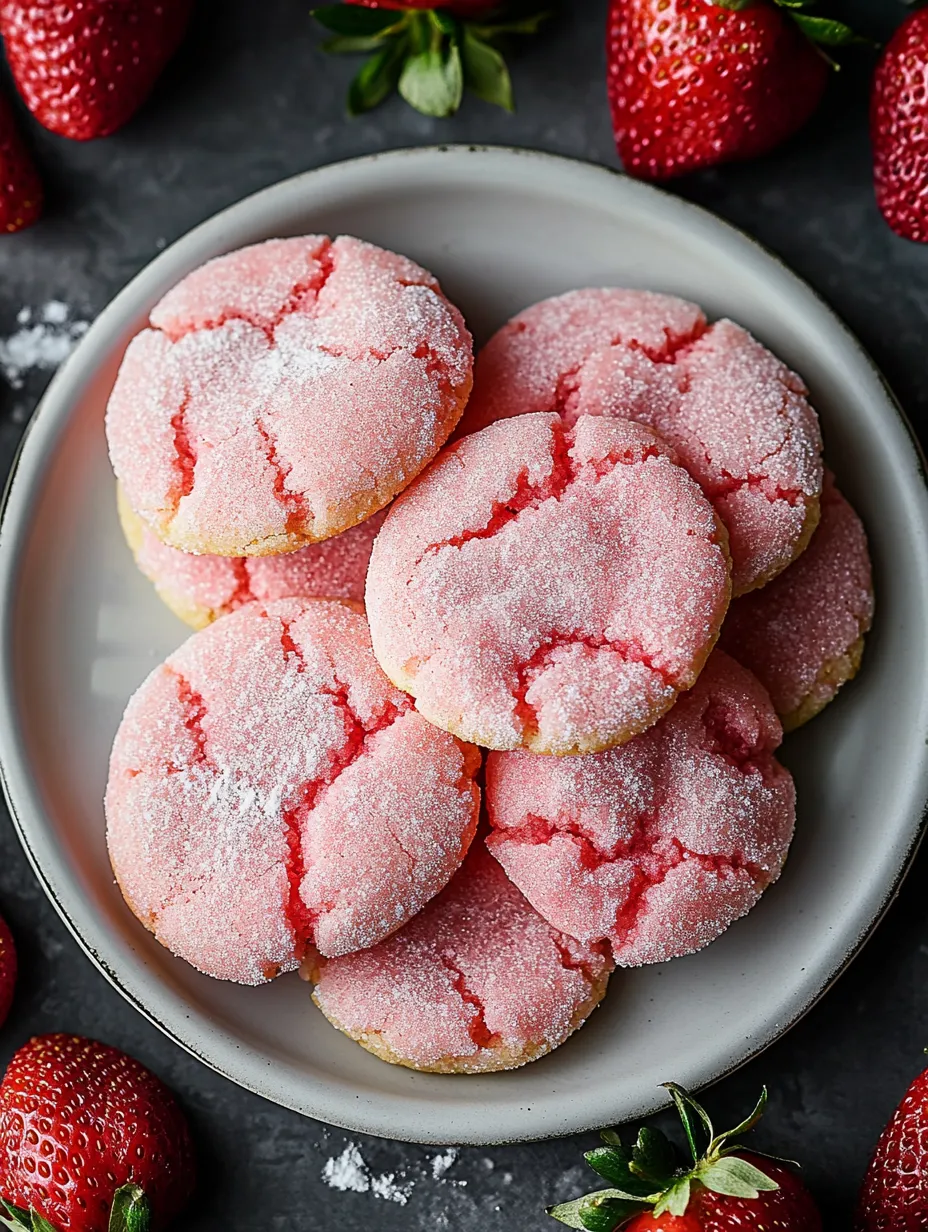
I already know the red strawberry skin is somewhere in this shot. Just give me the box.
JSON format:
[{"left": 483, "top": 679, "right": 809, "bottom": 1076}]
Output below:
[
  {"left": 0, "top": 0, "right": 193, "bottom": 141},
  {"left": 0, "top": 914, "right": 17, "bottom": 1024},
  {"left": 624, "top": 1154, "right": 822, "bottom": 1232},
  {"left": 855, "top": 1067, "right": 928, "bottom": 1231},
  {"left": 0, "top": 1034, "right": 195, "bottom": 1232},
  {"left": 872, "top": 8, "right": 928, "bottom": 243},
  {"left": 606, "top": 0, "right": 828, "bottom": 181},
  {"left": 347, "top": 0, "right": 499, "bottom": 15}
]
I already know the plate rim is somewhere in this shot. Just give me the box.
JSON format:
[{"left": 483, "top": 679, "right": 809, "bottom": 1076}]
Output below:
[{"left": 0, "top": 143, "right": 926, "bottom": 1145}]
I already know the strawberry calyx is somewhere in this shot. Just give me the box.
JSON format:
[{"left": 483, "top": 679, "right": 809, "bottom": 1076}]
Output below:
[
  {"left": 547, "top": 1085, "right": 786, "bottom": 1230},
  {"left": 0, "top": 1184, "right": 150, "bottom": 1232},
  {"left": 711, "top": 0, "right": 866, "bottom": 56},
  {"left": 312, "top": 3, "right": 548, "bottom": 116}
]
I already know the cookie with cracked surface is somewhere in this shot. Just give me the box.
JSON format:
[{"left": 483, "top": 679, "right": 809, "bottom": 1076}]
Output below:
[
  {"left": 309, "top": 841, "right": 613, "bottom": 1073},
  {"left": 105, "top": 598, "right": 481, "bottom": 985},
  {"left": 106, "top": 235, "right": 473, "bottom": 556},
  {"left": 118, "top": 483, "right": 385, "bottom": 630},
  {"left": 485, "top": 650, "right": 795, "bottom": 967},
  {"left": 365, "top": 413, "right": 732, "bottom": 756},
  {"left": 458, "top": 288, "right": 823, "bottom": 595},
  {"left": 720, "top": 470, "right": 874, "bottom": 731}
]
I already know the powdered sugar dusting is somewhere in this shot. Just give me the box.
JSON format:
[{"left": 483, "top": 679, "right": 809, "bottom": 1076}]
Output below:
[
  {"left": 105, "top": 598, "right": 480, "bottom": 983},
  {"left": 323, "top": 1143, "right": 371, "bottom": 1194},
  {"left": 312, "top": 843, "right": 612, "bottom": 1072},
  {"left": 485, "top": 649, "right": 795, "bottom": 967},
  {"left": 366, "top": 413, "right": 731, "bottom": 755},
  {"left": 461, "top": 288, "right": 823, "bottom": 593},
  {"left": 106, "top": 235, "right": 473, "bottom": 555},
  {"left": 0, "top": 302, "right": 90, "bottom": 389}
]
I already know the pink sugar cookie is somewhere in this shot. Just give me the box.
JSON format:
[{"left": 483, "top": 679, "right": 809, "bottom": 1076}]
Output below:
[
  {"left": 721, "top": 471, "right": 874, "bottom": 731},
  {"left": 310, "top": 841, "right": 613, "bottom": 1073},
  {"left": 460, "top": 288, "right": 823, "bottom": 594},
  {"left": 105, "top": 598, "right": 481, "bottom": 985},
  {"left": 485, "top": 650, "right": 795, "bottom": 967},
  {"left": 366, "top": 412, "right": 731, "bottom": 756},
  {"left": 118, "top": 484, "right": 385, "bottom": 629},
  {"left": 106, "top": 235, "right": 473, "bottom": 557}
]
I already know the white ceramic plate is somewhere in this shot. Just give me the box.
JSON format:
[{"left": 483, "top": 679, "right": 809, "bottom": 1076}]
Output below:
[{"left": 0, "top": 147, "right": 926, "bottom": 1146}]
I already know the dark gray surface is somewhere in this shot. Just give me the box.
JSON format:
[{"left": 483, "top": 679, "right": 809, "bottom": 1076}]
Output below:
[{"left": 0, "top": 1, "right": 920, "bottom": 1226}]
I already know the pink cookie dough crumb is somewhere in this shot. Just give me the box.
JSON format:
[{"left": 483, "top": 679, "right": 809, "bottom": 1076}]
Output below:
[
  {"left": 485, "top": 650, "right": 795, "bottom": 967},
  {"left": 106, "top": 235, "right": 473, "bottom": 556},
  {"left": 460, "top": 288, "right": 823, "bottom": 594},
  {"left": 310, "top": 842, "right": 613, "bottom": 1073},
  {"left": 106, "top": 598, "right": 480, "bottom": 984},
  {"left": 721, "top": 471, "right": 874, "bottom": 730},
  {"left": 118, "top": 484, "right": 385, "bottom": 628},
  {"left": 366, "top": 412, "right": 731, "bottom": 756}
]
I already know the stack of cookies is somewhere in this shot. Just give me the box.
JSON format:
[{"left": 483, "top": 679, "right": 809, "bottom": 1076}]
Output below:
[{"left": 105, "top": 236, "right": 874, "bottom": 1075}]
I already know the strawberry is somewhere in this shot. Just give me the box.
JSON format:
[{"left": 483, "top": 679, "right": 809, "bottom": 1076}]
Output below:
[
  {"left": 0, "top": 92, "right": 41, "bottom": 234},
  {"left": 0, "top": 1034, "right": 194, "bottom": 1232},
  {"left": 607, "top": 0, "right": 860, "bottom": 182},
  {"left": 548, "top": 1084, "right": 821, "bottom": 1231},
  {"left": 0, "top": 914, "right": 16, "bottom": 1025},
  {"left": 0, "top": 0, "right": 193, "bottom": 141},
  {"left": 872, "top": 8, "right": 928, "bottom": 243},
  {"left": 855, "top": 1065, "right": 928, "bottom": 1231},
  {"left": 313, "top": 1, "right": 546, "bottom": 117}
]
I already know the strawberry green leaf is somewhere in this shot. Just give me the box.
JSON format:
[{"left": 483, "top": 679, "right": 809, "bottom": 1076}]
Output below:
[
  {"left": 461, "top": 30, "right": 513, "bottom": 110},
  {"left": 399, "top": 44, "right": 464, "bottom": 117},
  {"left": 312, "top": 6, "right": 402, "bottom": 36},
  {"left": 600, "top": 1129, "right": 623, "bottom": 1147},
  {"left": 711, "top": 1087, "right": 768, "bottom": 1151},
  {"left": 584, "top": 1146, "right": 658, "bottom": 1196},
  {"left": 429, "top": 10, "right": 460, "bottom": 37},
  {"left": 28, "top": 1216, "right": 57, "bottom": 1232},
  {"left": 789, "top": 13, "right": 867, "bottom": 44},
  {"left": 470, "top": 12, "right": 550, "bottom": 39},
  {"left": 547, "top": 1190, "right": 649, "bottom": 1231},
  {"left": 108, "top": 1185, "right": 151, "bottom": 1232},
  {"left": 347, "top": 38, "right": 407, "bottom": 115},
  {"left": 653, "top": 1177, "right": 691, "bottom": 1217},
  {"left": 699, "top": 1156, "right": 780, "bottom": 1199},
  {"left": 709, "top": 0, "right": 754, "bottom": 9},
  {"left": 0, "top": 1202, "right": 31, "bottom": 1232},
  {"left": 663, "top": 1083, "right": 713, "bottom": 1165},
  {"left": 323, "top": 34, "right": 391, "bottom": 53},
  {"left": 630, "top": 1126, "right": 676, "bottom": 1182}
]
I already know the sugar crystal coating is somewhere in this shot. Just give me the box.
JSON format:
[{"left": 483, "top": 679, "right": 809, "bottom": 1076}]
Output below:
[
  {"left": 366, "top": 413, "right": 731, "bottom": 755},
  {"left": 105, "top": 598, "right": 480, "bottom": 984},
  {"left": 311, "top": 841, "right": 613, "bottom": 1073},
  {"left": 106, "top": 236, "right": 473, "bottom": 556},
  {"left": 118, "top": 484, "right": 385, "bottom": 629},
  {"left": 485, "top": 650, "right": 795, "bottom": 966},
  {"left": 460, "top": 288, "right": 823, "bottom": 593},
  {"left": 721, "top": 471, "right": 874, "bottom": 729}
]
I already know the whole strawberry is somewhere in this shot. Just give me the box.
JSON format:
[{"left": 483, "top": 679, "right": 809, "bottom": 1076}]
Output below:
[
  {"left": 855, "top": 1065, "right": 928, "bottom": 1231},
  {"left": 0, "top": 914, "right": 16, "bottom": 1024},
  {"left": 0, "top": 1034, "right": 194, "bottom": 1232},
  {"left": 548, "top": 1084, "right": 821, "bottom": 1231},
  {"left": 607, "top": 0, "right": 858, "bottom": 181},
  {"left": 872, "top": 8, "right": 928, "bottom": 243},
  {"left": 0, "top": 0, "right": 193, "bottom": 141}
]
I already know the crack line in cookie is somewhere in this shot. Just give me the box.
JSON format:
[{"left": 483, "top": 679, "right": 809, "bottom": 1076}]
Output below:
[{"left": 439, "top": 954, "right": 499, "bottom": 1049}]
